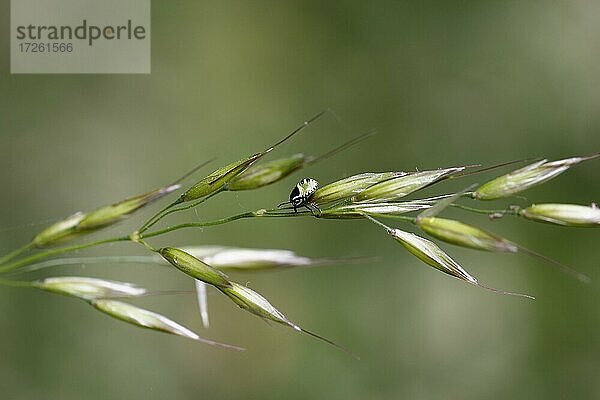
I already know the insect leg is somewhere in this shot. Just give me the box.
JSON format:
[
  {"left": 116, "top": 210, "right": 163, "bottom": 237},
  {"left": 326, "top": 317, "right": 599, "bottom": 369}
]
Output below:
[{"left": 305, "top": 203, "right": 321, "bottom": 215}]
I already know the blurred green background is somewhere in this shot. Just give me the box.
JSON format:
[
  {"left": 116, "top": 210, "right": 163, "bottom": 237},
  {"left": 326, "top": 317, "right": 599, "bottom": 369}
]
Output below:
[{"left": 1, "top": 1, "right": 599, "bottom": 399}]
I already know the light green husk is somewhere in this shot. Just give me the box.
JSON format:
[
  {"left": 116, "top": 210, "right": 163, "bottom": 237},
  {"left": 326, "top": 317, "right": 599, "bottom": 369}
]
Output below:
[
  {"left": 226, "top": 131, "right": 377, "bottom": 192},
  {"left": 158, "top": 247, "right": 352, "bottom": 354},
  {"left": 179, "top": 154, "right": 262, "bottom": 202},
  {"left": 362, "top": 216, "right": 533, "bottom": 299},
  {"left": 319, "top": 201, "right": 432, "bottom": 219},
  {"left": 353, "top": 167, "right": 465, "bottom": 203},
  {"left": 32, "top": 212, "right": 87, "bottom": 247},
  {"left": 178, "top": 112, "right": 326, "bottom": 202},
  {"left": 226, "top": 154, "right": 306, "bottom": 191},
  {"left": 311, "top": 172, "right": 405, "bottom": 205},
  {"left": 218, "top": 282, "right": 300, "bottom": 330},
  {"left": 78, "top": 184, "right": 180, "bottom": 229},
  {"left": 414, "top": 215, "right": 589, "bottom": 283},
  {"left": 473, "top": 155, "right": 599, "bottom": 200},
  {"left": 158, "top": 247, "right": 231, "bottom": 288},
  {"left": 31, "top": 184, "right": 180, "bottom": 248},
  {"left": 388, "top": 228, "right": 479, "bottom": 284},
  {"left": 90, "top": 299, "right": 243, "bottom": 350},
  {"left": 179, "top": 246, "right": 362, "bottom": 271},
  {"left": 520, "top": 203, "right": 600, "bottom": 227},
  {"left": 158, "top": 247, "right": 296, "bottom": 328},
  {"left": 34, "top": 276, "right": 147, "bottom": 300},
  {"left": 416, "top": 217, "right": 518, "bottom": 253}
]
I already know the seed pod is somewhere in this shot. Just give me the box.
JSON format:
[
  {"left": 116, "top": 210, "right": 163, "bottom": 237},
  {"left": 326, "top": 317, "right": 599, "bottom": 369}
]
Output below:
[
  {"left": 389, "top": 228, "right": 478, "bottom": 284},
  {"left": 90, "top": 299, "right": 243, "bottom": 350},
  {"left": 319, "top": 201, "right": 432, "bottom": 219},
  {"left": 218, "top": 282, "right": 300, "bottom": 330},
  {"left": 226, "top": 154, "right": 306, "bottom": 191},
  {"left": 179, "top": 112, "right": 325, "bottom": 202},
  {"left": 186, "top": 246, "right": 315, "bottom": 270},
  {"left": 520, "top": 203, "right": 600, "bottom": 227},
  {"left": 77, "top": 185, "right": 180, "bottom": 230},
  {"left": 179, "top": 154, "right": 262, "bottom": 202},
  {"left": 473, "top": 154, "right": 599, "bottom": 200},
  {"left": 311, "top": 172, "right": 404, "bottom": 205},
  {"left": 31, "top": 212, "right": 87, "bottom": 247},
  {"left": 160, "top": 247, "right": 299, "bottom": 329},
  {"left": 386, "top": 228, "right": 533, "bottom": 299},
  {"left": 226, "top": 131, "right": 376, "bottom": 192},
  {"left": 31, "top": 183, "right": 181, "bottom": 247},
  {"left": 353, "top": 167, "right": 465, "bottom": 203},
  {"left": 178, "top": 245, "right": 368, "bottom": 271},
  {"left": 158, "top": 247, "right": 231, "bottom": 288},
  {"left": 34, "top": 276, "right": 147, "bottom": 300},
  {"left": 416, "top": 217, "right": 518, "bottom": 253},
  {"left": 415, "top": 216, "right": 588, "bottom": 283}
]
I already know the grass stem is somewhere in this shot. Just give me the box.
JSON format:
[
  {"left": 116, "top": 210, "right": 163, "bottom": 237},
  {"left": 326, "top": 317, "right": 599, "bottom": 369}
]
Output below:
[
  {"left": 0, "top": 278, "right": 34, "bottom": 288},
  {"left": 0, "top": 242, "right": 33, "bottom": 265},
  {"left": 141, "top": 209, "right": 312, "bottom": 239},
  {"left": 0, "top": 236, "right": 130, "bottom": 274}
]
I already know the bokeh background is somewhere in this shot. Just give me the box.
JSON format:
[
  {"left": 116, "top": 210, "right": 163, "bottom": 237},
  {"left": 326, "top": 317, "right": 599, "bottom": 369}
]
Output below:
[{"left": 1, "top": 1, "right": 600, "bottom": 399}]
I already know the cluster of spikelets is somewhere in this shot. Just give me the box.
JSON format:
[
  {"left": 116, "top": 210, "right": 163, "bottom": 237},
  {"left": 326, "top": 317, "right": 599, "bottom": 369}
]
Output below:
[{"left": 1, "top": 112, "right": 599, "bottom": 356}]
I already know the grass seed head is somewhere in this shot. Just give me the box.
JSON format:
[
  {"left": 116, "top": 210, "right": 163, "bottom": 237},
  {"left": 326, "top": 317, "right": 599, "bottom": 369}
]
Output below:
[
  {"left": 218, "top": 282, "right": 300, "bottom": 330},
  {"left": 32, "top": 212, "right": 87, "bottom": 247},
  {"left": 416, "top": 217, "right": 518, "bottom": 253},
  {"left": 78, "top": 184, "right": 180, "bottom": 230},
  {"left": 159, "top": 247, "right": 231, "bottom": 288},
  {"left": 473, "top": 155, "right": 599, "bottom": 200},
  {"left": 226, "top": 154, "right": 306, "bottom": 191},
  {"left": 179, "top": 112, "right": 325, "bottom": 202},
  {"left": 319, "top": 201, "right": 432, "bottom": 219},
  {"left": 154, "top": 246, "right": 371, "bottom": 272},
  {"left": 311, "top": 172, "right": 405, "bottom": 205},
  {"left": 90, "top": 299, "right": 243, "bottom": 349},
  {"left": 34, "top": 276, "right": 147, "bottom": 300},
  {"left": 520, "top": 203, "right": 600, "bottom": 227},
  {"left": 32, "top": 184, "right": 181, "bottom": 247},
  {"left": 181, "top": 246, "right": 321, "bottom": 270},
  {"left": 179, "top": 155, "right": 261, "bottom": 202},
  {"left": 389, "top": 228, "right": 478, "bottom": 284},
  {"left": 353, "top": 167, "right": 465, "bottom": 203},
  {"left": 365, "top": 218, "right": 533, "bottom": 299}
]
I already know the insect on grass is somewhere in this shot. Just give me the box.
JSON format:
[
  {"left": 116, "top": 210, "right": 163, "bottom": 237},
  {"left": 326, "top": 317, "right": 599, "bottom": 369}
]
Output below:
[
  {"left": 278, "top": 177, "right": 320, "bottom": 213},
  {"left": 0, "top": 112, "right": 598, "bottom": 358}
]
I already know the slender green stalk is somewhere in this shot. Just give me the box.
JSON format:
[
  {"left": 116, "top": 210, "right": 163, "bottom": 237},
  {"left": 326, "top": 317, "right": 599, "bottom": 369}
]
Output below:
[
  {"left": 0, "top": 236, "right": 130, "bottom": 274},
  {"left": 138, "top": 189, "right": 224, "bottom": 234},
  {"left": 138, "top": 199, "right": 181, "bottom": 234},
  {"left": 372, "top": 214, "right": 415, "bottom": 223},
  {"left": 137, "top": 238, "right": 158, "bottom": 253},
  {"left": 0, "top": 242, "right": 33, "bottom": 265},
  {"left": 0, "top": 209, "right": 311, "bottom": 273},
  {"left": 141, "top": 209, "right": 313, "bottom": 239},
  {"left": 7, "top": 256, "right": 159, "bottom": 275},
  {"left": 449, "top": 203, "right": 520, "bottom": 216},
  {"left": 141, "top": 211, "right": 255, "bottom": 238},
  {"left": 0, "top": 278, "right": 34, "bottom": 288},
  {"left": 362, "top": 214, "right": 393, "bottom": 231}
]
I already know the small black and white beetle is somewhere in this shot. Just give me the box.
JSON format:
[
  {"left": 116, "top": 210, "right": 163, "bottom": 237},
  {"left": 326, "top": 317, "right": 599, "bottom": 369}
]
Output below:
[{"left": 279, "top": 178, "right": 319, "bottom": 213}]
